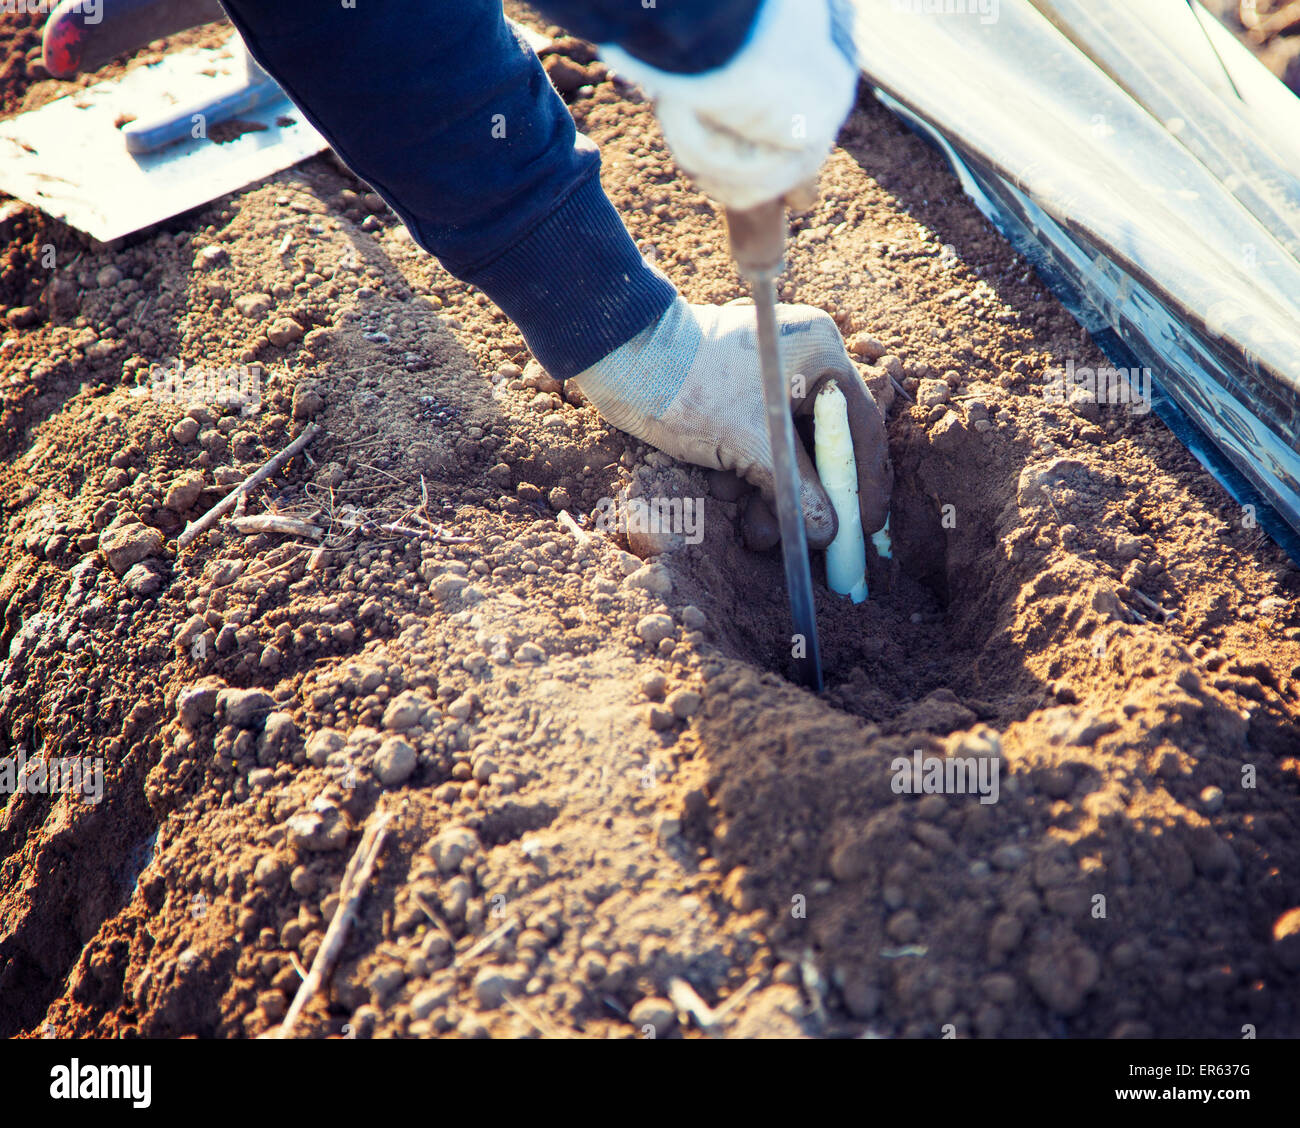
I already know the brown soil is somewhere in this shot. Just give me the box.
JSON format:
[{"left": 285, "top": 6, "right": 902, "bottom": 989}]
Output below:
[{"left": 1, "top": 7, "right": 1299, "bottom": 1040}]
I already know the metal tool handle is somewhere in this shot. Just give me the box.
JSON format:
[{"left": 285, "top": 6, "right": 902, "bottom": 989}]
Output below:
[
  {"left": 726, "top": 203, "right": 824, "bottom": 692},
  {"left": 42, "top": 0, "right": 227, "bottom": 78}
]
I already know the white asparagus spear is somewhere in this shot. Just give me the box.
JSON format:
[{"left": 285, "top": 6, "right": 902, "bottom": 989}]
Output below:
[{"left": 813, "top": 380, "right": 869, "bottom": 602}]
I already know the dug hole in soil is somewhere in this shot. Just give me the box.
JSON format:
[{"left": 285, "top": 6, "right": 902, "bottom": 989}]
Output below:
[{"left": 1, "top": 4, "right": 1299, "bottom": 1039}]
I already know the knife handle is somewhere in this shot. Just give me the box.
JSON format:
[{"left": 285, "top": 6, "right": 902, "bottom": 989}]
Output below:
[{"left": 42, "top": 0, "right": 227, "bottom": 78}]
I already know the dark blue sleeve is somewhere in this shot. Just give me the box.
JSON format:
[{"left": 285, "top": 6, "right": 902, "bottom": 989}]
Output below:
[
  {"left": 533, "top": 0, "right": 763, "bottom": 73},
  {"left": 218, "top": 0, "right": 676, "bottom": 379}
]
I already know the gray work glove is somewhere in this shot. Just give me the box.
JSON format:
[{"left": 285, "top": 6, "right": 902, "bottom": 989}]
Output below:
[
  {"left": 570, "top": 296, "right": 892, "bottom": 548},
  {"left": 598, "top": 0, "right": 859, "bottom": 212}
]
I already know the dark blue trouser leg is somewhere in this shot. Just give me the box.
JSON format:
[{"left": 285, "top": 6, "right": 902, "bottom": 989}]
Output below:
[{"left": 218, "top": 0, "right": 676, "bottom": 379}]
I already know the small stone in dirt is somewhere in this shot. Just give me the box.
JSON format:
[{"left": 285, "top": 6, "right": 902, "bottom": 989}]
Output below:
[
  {"left": 840, "top": 972, "right": 882, "bottom": 1020},
  {"left": 680, "top": 605, "right": 707, "bottom": 631},
  {"left": 515, "top": 642, "right": 546, "bottom": 663},
  {"left": 1115, "top": 534, "right": 1142, "bottom": 561},
  {"left": 878, "top": 355, "right": 905, "bottom": 380},
  {"left": 215, "top": 625, "right": 238, "bottom": 655},
  {"left": 828, "top": 835, "right": 872, "bottom": 882},
  {"left": 626, "top": 512, "right": 685, "bottom": 558},
  {"left": 48, "top": 277, "right": 77, "bottom": 314},
  {"left": 665, "top": 688, "right": 701, "bottom": 720},
  {"left": 411, "top": 980, "right": 455, "bottom": 1020},
  {"left": 306, "top": 728, "right": 346, "bottom": 766},
  {"left": 1067, "top": 384, "right": 1100, "bottom": 422},
  {"left": 929, "top": 411, "right": 967, "bottom": 451},
  {"left": 1026, "top": 944, "right": 1100, "bottom": 1015},
  {"left": 988, "top": 913, "right": 1023, "bottom": 955},
  {"left": 916, "top": 379, "right": 950, "bottom": 409},
  {"left": 383, "top": 690, "right": 431, "bottom": 731},
  {"left": 522, "top": 359, "right": 561, "bottom": 394},
  {"left": 234, "top": 293, "right": 272, "bottom": 320},
  {"left": 171, "top": 417, "right": 200, "bottom": 444},
  {"left": 261, "top": 712, "right": 298, "bottom": 751},
  {"left": 886, "top": 909, "right": 920, "bottom": 943},
  {"left": 624, "top": 563, "right": 672, "bottom": 597},
  {"left": 427, "top": 825, "right": 481, "bottom": 874},
  {"left": 1187, "top": 827, "right": 1239, "bottom": 879},
  {"left": 6, "top": 305, "right": 41, "bottom": 329},
  {"left": 472, "top": 966, "right": 526, "bottom": 1009},
  {"left": 253, "top": 854, "right": 289, "bottom": 888},
  {"left": 446, "top": 693, "right": 475, "bottom": 720},
  {"left": 542, "top": 53, "right": 592, "bottom": 96},
  {"left": 177, "top": 681, "right": 223, "bottom": 729},
  {"left": 628, "top": 997, "right": 676, "bottom": 1035},
  {"left": 268, "top": 318, "right": 304, "bottom": 347},
  {"left": 99, "top": 522, "right": 163, "bottom": 575},
  {"left": 430, "top": 574, "right": 468, "bottom": 602},
  {"left": 122, "top": 560, "right": 163, "bottom": 596},
  {"left": 991, "top": 844, "right": 1027, "bottom": 871},
  {"left": 639, "top": 671, "right": 667, "bottom": 700},
  {"left": 1199, "top": 785, "right": 1224, "bottom": 813},
  {"left": 193, "top": 245, "right": 228, "bottom": 270},
  {"left": 848, "top": 334, "right": 886, "bottom": 361},
  {"left": 287, "top": 804, "right": 350, "bottom": 852},
  {"left": 373, "top": 736, "right": 417, "bottom": 786},
  {"left": 646, "top": 704, "right": 675, "bottom": 731},
  {"left": 292, "top": 383, "right": 325, "bottom": 420},
  {"left": 636, "top": 614, "right": 674, "bottom": 647},
  {"left": 616, "top": 551, "right": 642, "bottom": 576},
  {"left": 1017, "top": 458, "right": 1086, "bottom": 511},
  {"left": 164, "top": 471, "right": 205, "bottom": 512},
  {"left": 219, "top": 687, "right": 276, "bottom": 728}
]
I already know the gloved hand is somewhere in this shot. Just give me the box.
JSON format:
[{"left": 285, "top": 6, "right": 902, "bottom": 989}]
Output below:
[
  {"left": 570, "top": 297, "right": 892, "bottom": 549},
  {"left": 597, "top": 0, "right": 859, "bottom": 211}
]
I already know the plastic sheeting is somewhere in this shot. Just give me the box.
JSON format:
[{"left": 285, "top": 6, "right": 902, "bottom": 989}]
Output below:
[{"left": 847, "top": 0, "right": 1300, "bottom": 551}]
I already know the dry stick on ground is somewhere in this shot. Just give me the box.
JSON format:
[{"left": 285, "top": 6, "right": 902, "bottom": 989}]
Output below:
[
  {"left": 890, "top": 375, "right": 914, "bottom": 403},
  {"left": 413, "top": 892, "right": 456, "bottom": 943},
  {"left": 504, "top": 995, "right": 561, "bottom": 1039},
  {"left": 228, "top": 514, "right": 323, "bottom": 539},
  {"left": 178, "top": 423, "right": 321, "bottom": 549},
  {"left": 667, "top": 977, "right": 719, "bottom": 1033},
  {"left": 1132, "top": 588, "right": 1174, "bottom": 619},
  {"left": 459, "top": 917, "right": 517, "bottom": 964},
  {"left": 277, "top": 808, "right": 392, "bottom": 1039},
  {"left": 556, "top": 509, "right": 590, "bottom": 545},
  {"left": 711, "top": 974, "right": 765, "bottom": 1024}
]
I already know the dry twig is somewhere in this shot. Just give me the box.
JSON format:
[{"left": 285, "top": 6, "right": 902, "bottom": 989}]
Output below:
[
  {"left": 277, "top": 808, "right": 391, "bottom": 1039},
  {"left": 556, "top": 509, "right": 590, "bottom": 545},
  {"left": 229, "top": 514, "right": 323, "bottom": 539},
  {"left": 459, "top": 917, "right": 517, "bottom": 964},
  {"left": 179, "top": 423, "right": 321, "bottom": 549}
]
